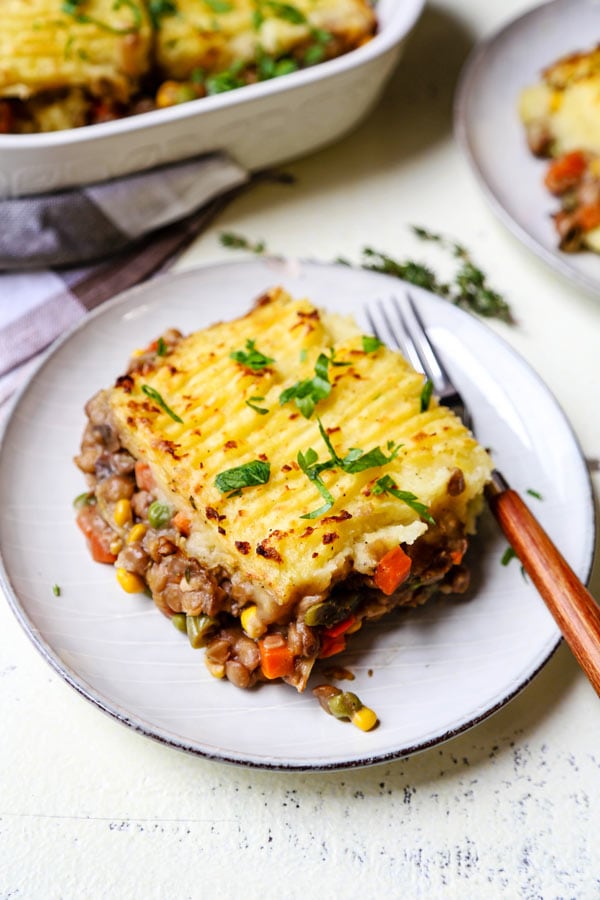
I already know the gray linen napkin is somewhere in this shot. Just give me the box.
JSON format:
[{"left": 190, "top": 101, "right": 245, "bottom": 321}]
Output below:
[{"left": 0, "top": 152, "right": 249, "bottom": 416}]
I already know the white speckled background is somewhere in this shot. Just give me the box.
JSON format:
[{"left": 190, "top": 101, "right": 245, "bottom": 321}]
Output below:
[{"left": 2, "top": 1, "right": 599, "bottom": 896}]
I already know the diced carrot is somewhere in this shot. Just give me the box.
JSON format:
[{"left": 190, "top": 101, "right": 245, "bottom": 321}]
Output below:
[
  {"left": 323, "top": 615, "right": 356, "bottom": 640},
  {"left": 259, "top": 639, "right": 295, "bottom": 679},
  {"left": 450, "top": 549, "right": 465, "bottom": 566},
  {"left": 76, "top": 509, "right": 117, "bottom": 564},
  {"left": 374, "top": 545, "right": 412, "bottom": 596},
  {"left": 319, "top": 634, "right": 347, "bottom": 659},
  {"left": 172, "top": 511, "right": 192, "bottom": 536},
  {"left": 577, "top": 202, "right": 600, "bottom": 232},
  {"left": 135, "top": 460, "right": 155, "bottom": 492},
  {"left": 544, "top": 151, "right": 587, "bottom": 194}
]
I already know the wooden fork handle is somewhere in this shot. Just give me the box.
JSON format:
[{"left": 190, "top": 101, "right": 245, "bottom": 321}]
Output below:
[{"left": 486, "top": 480, "right": 600, "bottom": 696}]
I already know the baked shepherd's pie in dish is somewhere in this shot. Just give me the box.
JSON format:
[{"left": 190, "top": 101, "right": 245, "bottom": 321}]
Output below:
[
  {"left": 519, "top": 43, "right": 600, "bottom": 253},
  {"left": 0, "top": 0, "right": 376, "bottom": 133},
  {"left": 74, "top": 289, "right": 493, "bottom": 724}
]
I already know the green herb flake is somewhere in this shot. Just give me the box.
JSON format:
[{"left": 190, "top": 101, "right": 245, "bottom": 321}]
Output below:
[
  {"left": 420, "top": 378, "right": 433, "bottom": 413},
  {"left": 141, "top": 385, "right": 183, "bottom": 423},
  {"left": 263, "top": 1, "right": 307, "bottom": 24},
  {"left": 73, "top": 491, "right": 96, "bottom": 508},
  {"left": 204, "top": 0, "right": 232, "bottom": 11},
  {"left": 62, "top": 0, "right": 143, "bottom": 34},
  {"left": 52, "top": 584, "right": 61, "bottom": 597},
  {"left": 156, "top": 337, "right": 167, "bottom": 356},
  {"left": 297, "top": 447, "right": 335, "bottom": 519},
  {"left": 304, "top": 44, "right": 325, "bottom": 66},
  {"left": 297, "top": 420, "right": 402, "bottom": 518},
  {"left": 279, "top": 352, "right": 333, "bottom": 418},
  {"left": 215, "top": 460, "right": 271, "bottom": 495},
  {"left": 230, "top": 339, "right": 275, "bottom": 371},
  {"left": 148, "top": 0, "right": 177, "bottom": 28},
  {"left": 526, "top": 488, "right": 543, "bottom": 500},
  {"left": 219, "top": 232, "right": 266, "bottom": 254},
  {"left": 362, "top": 335, "right": 383, "bottom": 353},
  {"left": 246, "top": 396, "right": 269, "bottom": 415},
  {"left": 501, "top": 546, "right": 517, "bottom": 566},
  {"left": 373, "top": 474, "right": 435, "bottom": 524}
]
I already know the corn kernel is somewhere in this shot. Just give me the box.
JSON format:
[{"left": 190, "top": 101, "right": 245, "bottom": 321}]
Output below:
[
  {"left": 109, "top": 537, "right": 123, "bottom": 556},
  {"left": 113, "top": 498, "right": 132, "bottom": 527},
  {"left": 116, "top": 567, "right": 145, "bottom": 594},
  {"left": 127, "top": 523, "right": 147, "bottom": 544},
  {"left": 346, "top": 619, "right": 362, "bottom": 635},
  {"left": 240, "top": 604, "right": 266, "bottom": 639},
  {"left": 131, "top": 348, "right": 145, "bottom": 358},
  {"left": 350, "top": 706, "right": 378, "bottom": 732},
  {"left": 205, "top": 659, "right": 225, "bottom": 679}
]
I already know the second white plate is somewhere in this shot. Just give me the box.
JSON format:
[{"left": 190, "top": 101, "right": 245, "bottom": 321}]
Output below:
[
  {"left": 0, "top": 259, "right": 594, "bottom": 769},
  {"left": 455, "top": 0, "right": 600, "bottom": 296}
]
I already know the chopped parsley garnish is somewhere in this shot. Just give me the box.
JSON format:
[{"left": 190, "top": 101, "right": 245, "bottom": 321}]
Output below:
[
  {"left": 246, "top": 396, "right": 269, "bottom": 415},
  {"left": 215, "top": 460, "right": 271, "bottom": 495},
  {"left": 219, "top": 232, "right": 266, "bottom": 254},
  {"left": 263, "top": 1, "right": 307, "bottom": 24},
  {"left": 500, "top": 545, "right": 527, "bottom": 579},
  {"left": 420, "top": 378, "right": 433, "bottom": 412},
  {"left": 362, "top": 335, "right": 383, "bottom": 353},
  {"left": 230, "top": 339, "right": 275, "bottom": 371},
  {"left": 501, "top": 546, "right": 517, "bottom": 566},
  {"left": 141, "top": 385, "right": 183, "bottom": 423},
  {"left": 297, "top": 420, "right": 401, "bottom": 518},
  {"left": 73, "top": 491, "right": 96, "bottom": 508},
  {"left": 52, "top": 584, "right": 61, "bottom": 597},
  {"left": 297, "top": 447, "right": 336, "bottom": 519},
  {"left": 279, "top": 352, "right": 332, "bottom": 418},
  {"left": 148, "top": 0, "right": 177, "bottom": 27},
  {"left": 317, "top": 420, "right": 401, "bottom": 473},
  {"left": 257, "top": 52, "right": 298, "bottom": 79},
  {"left": 204, "top": 0, "right": 233, "bottom": 11},
  {"left": 372, "top": 474, "right": 435, "bottom": 525},
  {"left": 206, "top": 62, "right": 245, "bottom": 94},
  {"left": 526, "top": 488, "right": 543, "bottom": 500},
  {"left": 62, "top": 0, "right": 143, "bottom": 34}
]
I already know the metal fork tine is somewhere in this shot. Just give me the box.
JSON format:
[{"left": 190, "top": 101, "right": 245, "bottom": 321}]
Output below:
[
  {"left": 367, "top": 297, "right": 427, "bottom": 377},
  {"left": 367, "top": 293, "right": 471, "bottom": 430},
  {"left": 402, "top": 294, "right": 450, "bottom": 392}
]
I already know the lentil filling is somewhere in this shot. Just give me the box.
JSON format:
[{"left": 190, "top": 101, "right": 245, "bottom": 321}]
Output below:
[{"left": 75, "top": 381, "right": 473, "bottom": 693}]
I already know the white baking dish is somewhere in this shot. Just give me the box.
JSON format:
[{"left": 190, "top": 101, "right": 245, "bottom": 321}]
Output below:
[{"left": 0, "top": 0, "right": 424, "bottom": 198}]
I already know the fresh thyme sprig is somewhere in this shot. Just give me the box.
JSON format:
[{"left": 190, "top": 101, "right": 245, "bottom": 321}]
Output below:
[
  {"left": 218, "top": 228, "right": 513, "bottom": 323},
  {"left": 219, "top": 232, "right": 266, "bottom": 254}
]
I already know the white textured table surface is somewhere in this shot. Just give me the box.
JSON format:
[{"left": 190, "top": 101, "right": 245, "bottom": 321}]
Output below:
[{"left": 2, "top": 1, "right": 599, "bottom": 897}]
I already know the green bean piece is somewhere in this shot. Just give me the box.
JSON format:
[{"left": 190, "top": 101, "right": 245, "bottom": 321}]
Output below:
[
  {"left": 186, "top": 614, "right": 218, "bottom": 649},
  {"left": 171, "top": 614, "right": 187, "bottom": 634},
  {"left": 148, "top": 500, "right": 172, "bottom": 529},
  {"left": 304, "top": 592, "right": 360, "bottom": 628},
  {"left": 73, "top": 491, "right": 96, "bottom": 508}
]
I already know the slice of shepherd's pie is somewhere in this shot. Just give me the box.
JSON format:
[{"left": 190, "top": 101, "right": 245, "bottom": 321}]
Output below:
[
  {"left": 519, "top": 44, "right": 600, "bottom": 252},
  {"left": 74, "top": 288, "right": 493, "bottom": 700}
]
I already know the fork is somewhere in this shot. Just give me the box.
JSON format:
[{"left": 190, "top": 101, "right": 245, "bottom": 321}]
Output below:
[{"left": 367, "top": 293, "right": 600, "bottom": 697}]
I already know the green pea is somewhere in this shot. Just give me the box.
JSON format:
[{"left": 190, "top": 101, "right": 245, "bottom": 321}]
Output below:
[
  {"left": 328, "top": 691, "right": 362, "bottom": 720},
  {"left": 148, "top": 500, "right": 172, "bottom": 529}
]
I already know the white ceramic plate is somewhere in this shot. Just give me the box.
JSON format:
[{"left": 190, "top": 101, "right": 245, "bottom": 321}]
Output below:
[
  {"left": 0, "top": 259, "right": 594, "bottom": 770},
  {"left": 455, "top": 0, "right": 600, "bottom": 296}
]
